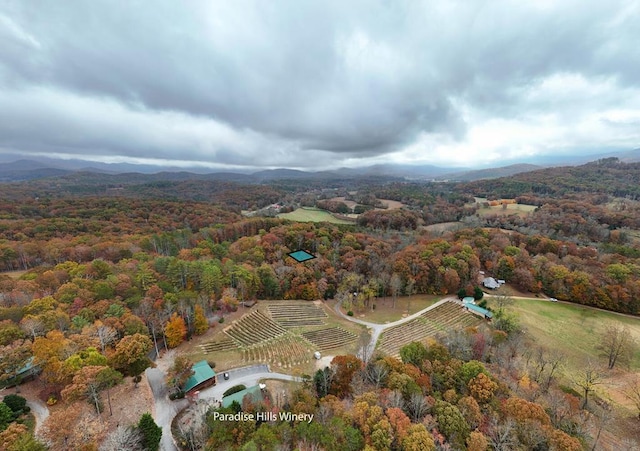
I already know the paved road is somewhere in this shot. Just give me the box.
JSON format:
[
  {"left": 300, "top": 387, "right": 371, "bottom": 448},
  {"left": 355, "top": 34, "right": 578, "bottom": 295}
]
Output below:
[
  {"left": 198, "top": 367, "right": 302, "bottom": 401},
  {"left": 146, "top": 363, "right": 301, "bottom": 451},
  {"left": 333, "top": 297, "right": 454, "bottom": 359},
  {"left": 146, "top": 367, "right": 189, "bottom": 451}
]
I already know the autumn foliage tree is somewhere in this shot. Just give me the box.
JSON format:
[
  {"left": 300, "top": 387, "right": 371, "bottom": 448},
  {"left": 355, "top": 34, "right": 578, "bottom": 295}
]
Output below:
[
  {"left": 164, "top": 313, "right": 187, "bottom": 349},
  {"left": 61, "top": 365, "right": 122, "bottom": 414},
  {"left": 193, "top": 304, "right": 208, "bottom": 336},
  {"left": 166, "top": 356, "right": 194, "bottom": 393},
  {"left": 109, "top": 333, "right": 153, "bottom": 380},
  {"left": 329, "top": 355, "right": 363, "bottom": 398}
]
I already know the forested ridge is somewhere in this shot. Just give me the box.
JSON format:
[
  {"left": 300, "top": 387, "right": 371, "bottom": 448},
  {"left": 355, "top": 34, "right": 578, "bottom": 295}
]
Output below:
[{"left": 463, "top": 157, "right": 640, "bottom": 199}]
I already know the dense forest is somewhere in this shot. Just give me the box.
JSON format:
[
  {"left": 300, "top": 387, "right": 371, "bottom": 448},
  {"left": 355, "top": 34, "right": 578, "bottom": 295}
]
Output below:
[{"left": 1, "top": 159, "right": 640, "bottom": 449}]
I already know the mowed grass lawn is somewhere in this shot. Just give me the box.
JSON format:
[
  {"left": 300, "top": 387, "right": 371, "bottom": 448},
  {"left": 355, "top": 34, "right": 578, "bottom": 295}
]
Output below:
[
  {"left": 278, "top": 207, "right": 354, "bottom": 224},
  {"left": 488, "top": 297, "right": 640, "bottom": 370}
]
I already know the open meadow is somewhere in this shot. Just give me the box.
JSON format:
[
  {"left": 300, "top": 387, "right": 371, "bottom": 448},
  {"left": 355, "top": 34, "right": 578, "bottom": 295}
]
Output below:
[
  {"left": 277, "top": 207, "right": 354, "bottom": 224},
  {"left": 470, "top": 196, "right": 537, "bottom": 217},
  {"left": 337, "top": 294, "right": 442, "bottom": 323},
  {"left": 492, "top": 297, "right": 640, "bottom": 370},
  {"left": 488, "top": 296, "right": 640, "bottom": 428}
]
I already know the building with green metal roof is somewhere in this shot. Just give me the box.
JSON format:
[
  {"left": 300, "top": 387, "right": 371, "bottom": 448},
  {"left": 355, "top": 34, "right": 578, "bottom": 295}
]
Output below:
[
  {"left": 222, "top": 384, "right": 264, "bottom": 408},
  {"left": 463, "top": 302, "right": 494, "bottom": 320},
  {"left": 183, "top": 360, "right": 217, "bottom": 394}
]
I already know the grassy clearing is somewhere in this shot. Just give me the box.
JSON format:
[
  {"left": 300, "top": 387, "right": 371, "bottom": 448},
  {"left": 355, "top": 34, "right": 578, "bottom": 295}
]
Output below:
[
  {"left": 476, "top": 203, "right": 537, "bottom": 217},
  {"left": 378, "top": 199, "right": 404, "bottom": 210},
  {"left": 1, "top": 270, "right": 28, "bottom": 279},
  {"left": 492, "top": 297, "right": 640, "bottom": 433},
  {"left": 277, "top": 207, "right": 354, "bottom": 224},
  {"left": 338, "top": 295, "right": 443, "bottom": 324},
  {"left": 490, "top": 297, "right": 640, "bottom": 370},
  {"left": 469, "top": 197, "right": 537, "bottom": 217}
]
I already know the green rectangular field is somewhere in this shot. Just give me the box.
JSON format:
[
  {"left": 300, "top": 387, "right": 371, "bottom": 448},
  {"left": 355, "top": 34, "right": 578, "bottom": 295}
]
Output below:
[{"left": 278, "top": 207, "right": 354, "bottom": 224}]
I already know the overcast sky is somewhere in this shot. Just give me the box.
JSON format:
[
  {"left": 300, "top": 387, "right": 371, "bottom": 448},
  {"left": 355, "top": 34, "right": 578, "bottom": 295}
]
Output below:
[{"left": 1, "top": 1, "right": 639, "bottom": 171}]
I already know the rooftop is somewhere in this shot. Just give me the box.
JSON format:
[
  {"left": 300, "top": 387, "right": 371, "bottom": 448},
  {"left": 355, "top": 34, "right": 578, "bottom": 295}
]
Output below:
[
  {"left": 287, "top": 250, "right": 316, "bottom": 263},
  {"left": 222, "top": 384, "right": 264, "bottom": 408},
  {"left": 183, "top": 360, "right": 216, "bottom": 393}
]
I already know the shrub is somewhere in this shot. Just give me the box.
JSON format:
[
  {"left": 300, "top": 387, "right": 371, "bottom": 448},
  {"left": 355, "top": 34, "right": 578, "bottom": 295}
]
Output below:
[
  {"left": 218, "top": 317, "right": 225, "bottom": 324},
  {"left": 169, "top": 390, "right": 185, "bottom": 400},
  {"left": 2, "top": 394, "right": 27, "bottom": 415},
  {"left": 207, "top": 361, "right": 216, "bottom": 369},
  {"left": 347, "top": 311, "right": 354, "bottom": 316}
]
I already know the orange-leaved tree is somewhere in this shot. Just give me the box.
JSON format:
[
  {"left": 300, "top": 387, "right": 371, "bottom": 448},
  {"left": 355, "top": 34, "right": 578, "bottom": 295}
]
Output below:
[
  {"left": 193, "top": 304, "right": 208, "bottom": 336},
  {"left": 165, "top": 313, "right": 186, "bottom": 348}
]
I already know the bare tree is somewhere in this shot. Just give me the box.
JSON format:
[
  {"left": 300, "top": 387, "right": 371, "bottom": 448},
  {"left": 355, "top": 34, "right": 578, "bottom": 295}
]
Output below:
[
  {"left": 527, "top": 347, "right": 565, "bottom": 392},
  {"left": 93, "top": 323, "right": 118, "bottom": 354},
  {"left": 364, "top": 361, "right": 389, "bottom": 388},
  {"left": 623, "top": 375, "right": 640, "bottom": 419},
  {"left": 99, "top": 425, "right": 143, "bottom": 451},
  {"left": 590, "top": 403, "right": 613, "bottom": 451},
  {"left": 386, "top": 390, "right": 405, "bottom": 410},
  {"left": 487, "top": 418, "right": 519, "bottom": 451},
  {"left": 597, "top": 324, "right": 635, "bottom": 369},
  {"left": 390, "top": 273, "right": 402, "bottom": 309},
  {"left": 19, "top": 316, "right": 44, "bottom": 341},
  {"left": 572, "top": 359, "right": 605, "bottom": 408},
  {"left": 492, "top": 291, "right": 514, "bottom": 312},
  {"left": 357, "top": 332, "right": 375, "bottom": 364},
  {"left": 406, "top": 393, "right": 430, "bottom": 422},
  {"left": 177, "top": 415, "right": 208, "bottom": 451}
]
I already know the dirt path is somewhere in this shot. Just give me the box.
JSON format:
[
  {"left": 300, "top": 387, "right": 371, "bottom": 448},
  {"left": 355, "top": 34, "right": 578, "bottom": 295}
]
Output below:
[
  {"left": 26, "top": 398, "right": 49, "bottom": 436},
  {"left": 334, "top": 297, "right": 455, "bottom": 359}
]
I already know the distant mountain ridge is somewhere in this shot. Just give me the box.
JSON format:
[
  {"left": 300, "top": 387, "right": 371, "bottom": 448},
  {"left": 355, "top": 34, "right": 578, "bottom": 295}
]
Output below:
[
  {"left": 0, "top": 148, "right": 637, "bottom": 183},
  {"left": 437, "top": 163, "right": 544, "bottom": 181}
]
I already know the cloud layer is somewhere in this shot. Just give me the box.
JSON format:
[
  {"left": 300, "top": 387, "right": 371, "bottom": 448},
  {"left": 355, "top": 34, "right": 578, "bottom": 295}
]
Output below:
[{"left": 1, "top": 1, "right": 639, "bottom": 170}]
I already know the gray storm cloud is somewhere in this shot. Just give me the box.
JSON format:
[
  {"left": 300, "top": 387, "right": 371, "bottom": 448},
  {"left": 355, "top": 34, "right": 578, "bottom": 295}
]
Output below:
[{"left": 0, "top": 0, "right": 639, "bottom": 169}]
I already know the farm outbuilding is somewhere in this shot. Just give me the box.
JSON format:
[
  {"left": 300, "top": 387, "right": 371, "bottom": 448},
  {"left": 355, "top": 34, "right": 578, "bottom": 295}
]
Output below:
[
  {"left": 464, "top": 303, "right": 494, "bottom": 320},
  {"left": 482, "top": 277, "right": 500, "bottom": 289},
  {"left": 183, "top": 360, "right": 217, "bottom": 394}
]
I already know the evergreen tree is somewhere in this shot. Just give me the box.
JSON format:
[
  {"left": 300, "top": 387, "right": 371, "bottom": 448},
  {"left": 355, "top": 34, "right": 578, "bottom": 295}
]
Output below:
[{"left": 138, "top": 412, "right": 162, "bottom": 451}]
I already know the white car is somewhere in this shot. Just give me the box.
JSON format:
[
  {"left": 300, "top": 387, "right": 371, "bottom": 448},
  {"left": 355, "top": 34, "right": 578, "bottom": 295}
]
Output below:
[{"left": 549, "top": 297, "right": 558, "bottom": 302}]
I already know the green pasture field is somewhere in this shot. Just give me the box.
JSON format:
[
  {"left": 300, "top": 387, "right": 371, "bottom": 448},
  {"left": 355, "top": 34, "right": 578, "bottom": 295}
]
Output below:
[
  {"left": 489, "top": 297, "right": 640, "bottom": 371},
  {"left": 278, "top": 207, "right": 354, "bottom": 224}
]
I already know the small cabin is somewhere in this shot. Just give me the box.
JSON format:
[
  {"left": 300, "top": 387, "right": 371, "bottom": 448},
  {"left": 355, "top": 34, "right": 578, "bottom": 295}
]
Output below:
[{"left": 183, "top": 360, "right": 217, "bottom": 394}]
